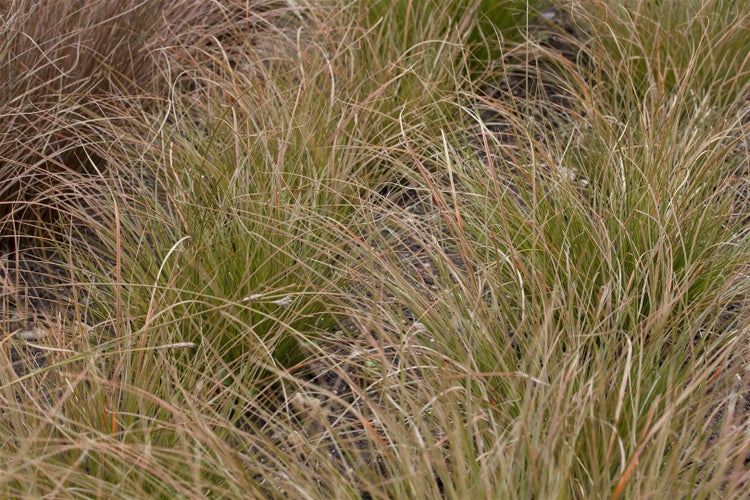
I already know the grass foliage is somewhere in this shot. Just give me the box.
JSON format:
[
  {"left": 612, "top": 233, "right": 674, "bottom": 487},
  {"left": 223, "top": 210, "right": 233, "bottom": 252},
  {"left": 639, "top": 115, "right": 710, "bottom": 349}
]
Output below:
[{"left": 0, "top": 0, "right": 748, "bottom": 497}]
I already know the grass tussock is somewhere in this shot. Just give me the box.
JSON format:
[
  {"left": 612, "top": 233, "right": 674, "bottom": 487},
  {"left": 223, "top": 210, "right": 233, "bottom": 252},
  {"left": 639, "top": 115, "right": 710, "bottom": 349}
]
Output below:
[{"left": 0, "top": 0, "right": 748, "bottom": 498}]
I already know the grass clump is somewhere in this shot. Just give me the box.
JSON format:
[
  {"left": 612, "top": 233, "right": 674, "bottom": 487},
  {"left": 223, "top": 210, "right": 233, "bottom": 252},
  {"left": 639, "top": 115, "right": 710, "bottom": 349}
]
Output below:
[{"left": 0, "top": 0, "right": 748, "bottom": 498}]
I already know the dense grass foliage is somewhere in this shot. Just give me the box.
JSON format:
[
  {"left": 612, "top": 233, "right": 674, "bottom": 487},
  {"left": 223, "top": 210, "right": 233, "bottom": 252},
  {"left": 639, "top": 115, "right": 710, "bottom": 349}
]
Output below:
[{"left": 0, "top": 0, "right": 748, "bottom": 497}]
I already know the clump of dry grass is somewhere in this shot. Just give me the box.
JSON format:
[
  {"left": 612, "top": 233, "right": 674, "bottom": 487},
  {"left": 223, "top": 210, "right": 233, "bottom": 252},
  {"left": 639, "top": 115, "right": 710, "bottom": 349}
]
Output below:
[{"left": 0, "top": 0, "right": 159, "bottom": 228}]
